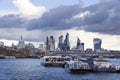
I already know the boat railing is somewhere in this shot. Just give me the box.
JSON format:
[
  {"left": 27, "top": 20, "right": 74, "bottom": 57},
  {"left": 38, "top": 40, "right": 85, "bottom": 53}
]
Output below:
[
  {"left": 43, "top": 57, "right": 66, "bottom": 64},
  {"left": 94, "top": 65, "right": 120, "bottom": 70},
  {"left": 68, "top": 61, "right": 91, "bottom": 70}
]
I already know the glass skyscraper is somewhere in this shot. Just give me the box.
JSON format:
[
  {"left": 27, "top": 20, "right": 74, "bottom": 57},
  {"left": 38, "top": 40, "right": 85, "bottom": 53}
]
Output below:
[{"left": 93, "top": 38, "right": 102, "bottom": 51}]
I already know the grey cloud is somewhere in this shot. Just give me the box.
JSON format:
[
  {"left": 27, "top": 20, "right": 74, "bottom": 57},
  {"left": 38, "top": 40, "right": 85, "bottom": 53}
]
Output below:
[
  {"left": 0, "top": 0, "right": 120, "bottom": 36},
  {"left": 0, "top": 14, "right": 26, "bottom": 28},
  {"left": 0, "top": 28, "right": 42, "bottom": 42},
  {"left": 0, "top": 28, "right": 63, "bottom": 42},
  {"left": 27, "top": 4, "right": 82, "bottom": 30},
  {"left": 83, "top": 0, "right": 120, "bottom": 35},
  {"left": 27, "top": 0, "right": 120, "bottom": 35}
]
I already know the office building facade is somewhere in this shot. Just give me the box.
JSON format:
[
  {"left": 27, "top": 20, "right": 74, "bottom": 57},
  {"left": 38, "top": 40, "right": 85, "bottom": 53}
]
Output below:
[
  {"left": 93, "top": 38, "right": 102, "bottom": 51},
  {"left": 46, "top": 36, "right": 55, "bottom": 51}
]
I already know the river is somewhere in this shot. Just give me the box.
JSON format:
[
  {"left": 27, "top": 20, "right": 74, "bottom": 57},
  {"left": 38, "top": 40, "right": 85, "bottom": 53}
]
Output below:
[{"left": 0, "top": 58, "right": 120, "bottom": 80}]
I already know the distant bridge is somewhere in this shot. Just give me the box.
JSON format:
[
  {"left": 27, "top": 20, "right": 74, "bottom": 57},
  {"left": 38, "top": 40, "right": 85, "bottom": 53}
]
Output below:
[{"left": 51, "top": 51, "right": 120, "bottom": 59}]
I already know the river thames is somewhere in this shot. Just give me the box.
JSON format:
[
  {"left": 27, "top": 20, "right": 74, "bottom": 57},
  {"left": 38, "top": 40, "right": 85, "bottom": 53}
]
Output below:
[{"left": 0, "top": 58, "right": 120, "bottom": 80}]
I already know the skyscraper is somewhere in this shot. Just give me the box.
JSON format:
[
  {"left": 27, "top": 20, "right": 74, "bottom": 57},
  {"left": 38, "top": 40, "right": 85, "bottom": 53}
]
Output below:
[
  {"left": 76, "top": 38, "right": 81, "bottom": 49},
  {"left": 64, "top": 33, "right": 70, "bottom": 51},
  {"left": 46, "top": 36, "right": 49, "bottom": 50},
  {"left": 80, "top": 43, "right": 84, "bottom": 51},
  {"left": 93, "top": 38, "right": 102, "bottom": 51},
  {"left": 59, "top": 35, "right": 63, "bottom": 44},
  {"left": 58, "top": 35, "right": 64, "bottom": 50},
  {"left": 49, "top": 36, "right": 55, "bottom": 51},
  {"left": 76, "top": 38, "right": 84, "bottom": 51},
  {"left": 46, "top": 36, "right": 55, "bottom": 51}
]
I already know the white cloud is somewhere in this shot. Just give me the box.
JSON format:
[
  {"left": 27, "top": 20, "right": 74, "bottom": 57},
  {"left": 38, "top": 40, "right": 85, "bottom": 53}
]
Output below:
[
  {"left": 73, "top": 11, "right": 90, "bottom": 19},
  {"left": 0, "top": 10, "right": 18, "bottom": 16},
  {"left": 13, "top": 0, "right": 46, "bottom": 19}
]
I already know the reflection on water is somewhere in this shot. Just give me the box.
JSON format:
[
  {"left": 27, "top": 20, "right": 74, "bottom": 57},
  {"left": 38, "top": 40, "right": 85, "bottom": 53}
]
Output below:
[{"left": 0, "top": 59, "right": 120, "bottom": 80}]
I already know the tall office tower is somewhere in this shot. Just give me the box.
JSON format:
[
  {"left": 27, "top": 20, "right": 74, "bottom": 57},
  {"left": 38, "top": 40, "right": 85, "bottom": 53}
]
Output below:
[
  {"left": 76, "top": 38, "right": 84, "bottom": 51},
  {"left": 59, "top": 35, "right": 63, "bottom": 44},
  {"left": 76, "top": 38, "right": 81, "bottom": 49},
  {"left": 58, "top": 35, "right": 64, "bottom": 50},
  {"left": 80, "top": 43, "right": 84, "bottom": 51},
  {"left": 49, "top": 36, "right": 55, "bottom": 51},
  {"left": 93, "top": 38, "right": 102, "bottom": 51},
  {"left": 46, "top": 36, "right": 49, "bottom": 50},
  {"left": 64, "top": 33, "right": 70, "bottom": 51}
]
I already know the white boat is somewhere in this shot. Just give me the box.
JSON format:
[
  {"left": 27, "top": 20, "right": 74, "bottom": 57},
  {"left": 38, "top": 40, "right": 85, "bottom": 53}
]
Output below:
[
  {"left": 65, "top": 58, "right": 93, "bottom": 73},
  {"left": 93, "top": 60, "right": 120, "bottom": 73},
  {"left": 65, "top": 57, "right": 120, "bottom": 73},
  {"left": 5, "top": 56, "right": 16, "bottom": 59},
  {"left": 41, "top": 56, "right": 67, "bottom": 67}
]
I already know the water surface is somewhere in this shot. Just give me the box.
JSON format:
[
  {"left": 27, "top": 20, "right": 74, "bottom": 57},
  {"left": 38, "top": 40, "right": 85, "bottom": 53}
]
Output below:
[{"left": 0, "top": 58, "right": 120, "bottom": 80}]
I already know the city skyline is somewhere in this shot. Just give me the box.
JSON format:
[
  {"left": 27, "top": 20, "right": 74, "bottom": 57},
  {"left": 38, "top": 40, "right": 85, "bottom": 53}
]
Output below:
[
  {"left": 0, "top": 34, "right": 118, "bottom": 51},
  {"left": 0, "top": 0, "right": 120, "bottom": 50}
]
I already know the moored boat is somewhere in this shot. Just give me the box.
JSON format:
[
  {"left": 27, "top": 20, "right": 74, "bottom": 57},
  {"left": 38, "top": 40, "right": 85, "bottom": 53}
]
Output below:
[
  {"left": 65, "top": 57, "right": 120, "bottom": 73},
  {"left": 41, "top": 56, "right": 68, "bottom": 67},
  {"left": 65, "top": 58, "right": 93, "bottom": 73},
  {"left": 93, "top": 60, "right": 120, "bottom": 73}
]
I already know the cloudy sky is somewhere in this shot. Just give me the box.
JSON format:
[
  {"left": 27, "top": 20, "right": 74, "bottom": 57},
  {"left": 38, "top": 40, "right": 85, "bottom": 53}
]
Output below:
[{"left": 0, "top": 0, "right": 120, "bottom": 50}]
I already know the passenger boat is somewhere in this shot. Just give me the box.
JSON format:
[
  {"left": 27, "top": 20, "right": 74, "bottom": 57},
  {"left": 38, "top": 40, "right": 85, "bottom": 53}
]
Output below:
[
  {"left": 65, "top": 57, "right": 120, "bottom": 73},
  {"left": 93, "top": 60, "right": 120, "bottom": 73},
  {"left": 65, "top": 58, "right": 93, "bottom": 73},
  {"left": 41, "top": 56, "right": 68, "bottom": 67}
]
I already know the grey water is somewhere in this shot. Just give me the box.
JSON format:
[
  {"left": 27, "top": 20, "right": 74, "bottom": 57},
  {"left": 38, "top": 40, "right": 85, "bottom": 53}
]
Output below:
[{"left": 0, "top": 58, "right": 120, "bottom": 80}]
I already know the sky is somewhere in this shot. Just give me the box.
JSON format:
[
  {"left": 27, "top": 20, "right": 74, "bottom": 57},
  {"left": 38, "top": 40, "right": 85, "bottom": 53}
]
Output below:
[{"left": 0, "top": 0, "right": 120, "bottom": 50}]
